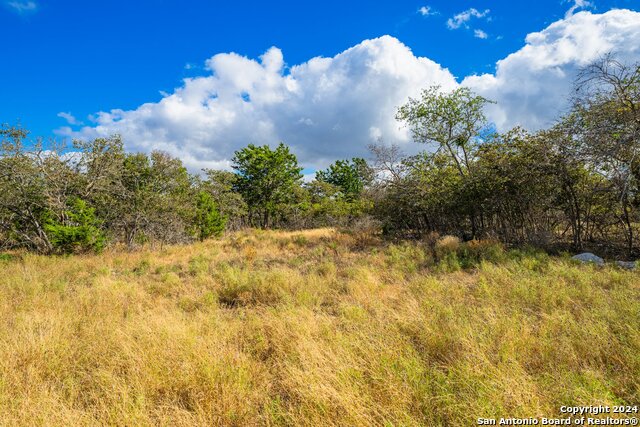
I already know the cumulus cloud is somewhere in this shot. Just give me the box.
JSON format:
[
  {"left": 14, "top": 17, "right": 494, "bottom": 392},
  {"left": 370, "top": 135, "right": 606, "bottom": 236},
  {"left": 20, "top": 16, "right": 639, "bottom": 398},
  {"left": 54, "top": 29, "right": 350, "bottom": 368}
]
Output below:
[
  {"left": 463, "top": 10, "right": 640, "bottom": 131},
  {"left": 5, "top": 0, "right": 37, "bottom": 14},
  {"left": 60, "top": 37, "right": 457, "bottom": 170},
  {"left": 446, "top": 8, "right": 490, "bottom": 30},
  {"left": 58, "top": 9, "right": 640, "bottom": 170}
]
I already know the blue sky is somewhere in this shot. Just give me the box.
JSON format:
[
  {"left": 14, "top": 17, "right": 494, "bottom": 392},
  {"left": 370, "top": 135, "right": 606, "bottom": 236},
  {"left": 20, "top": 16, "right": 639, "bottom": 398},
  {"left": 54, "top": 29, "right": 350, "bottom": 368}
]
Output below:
[{"left": 2, "top": 0, "right": 640, "bottom": 169}]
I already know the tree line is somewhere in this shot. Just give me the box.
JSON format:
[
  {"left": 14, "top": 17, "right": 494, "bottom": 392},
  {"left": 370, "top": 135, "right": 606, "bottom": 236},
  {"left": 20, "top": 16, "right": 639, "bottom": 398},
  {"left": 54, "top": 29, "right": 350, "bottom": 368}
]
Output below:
[
  {"left": 0, "top": 131, "right": 372, "bottom": 253},
  {"left": 1, "top": 56, "right": 638, "bottom": 256},
  {"left": 378, "top": 56, "right": 639, "bottom": 256}
]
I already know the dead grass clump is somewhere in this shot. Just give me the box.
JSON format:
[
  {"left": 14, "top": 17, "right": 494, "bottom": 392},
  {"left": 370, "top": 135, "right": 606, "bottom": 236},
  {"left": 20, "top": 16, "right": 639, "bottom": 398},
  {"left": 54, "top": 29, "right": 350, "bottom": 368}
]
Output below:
[
  {"left": 435, "top": 235, "right": 461, "bottom": 255},
  {"left": 216, "top": 267, "right": 291, "bottom": 308},
  {"left": 339, "top": 216, "right": 382, "bottom": 250},
  {"left": 458, "top": 239, "right": 506, "bottom": 267}
]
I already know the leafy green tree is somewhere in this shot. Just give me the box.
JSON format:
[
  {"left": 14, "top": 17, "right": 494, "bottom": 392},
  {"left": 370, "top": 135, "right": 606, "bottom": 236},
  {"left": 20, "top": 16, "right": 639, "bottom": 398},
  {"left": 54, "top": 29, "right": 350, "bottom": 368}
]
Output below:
[
  {"left": 304, "top": 179, "right": 370, "bottom": 227},
  {"left": 396, "top": 86, "right": 493, "bottom": 238},
  {"left": 74, "top": 135, "right": 126, "bottom": 200},
  {"left": 373, "top": 151, "right": 466, "bottom": 237},
  {"left": 396, "top": 86, "right": 492, "bottom": 177},
  {"left": 193, "top": 191, "right": 226, "bottom": 241},
  {"left": 201, "top": 170, "right": 247, "bottom": 230},
  {"left": 93, "top": 150, "right": 194, "bottom": 248},
  {"left": 571, "top": 56, "right": 640, "bottom": 254},
  {"left": 316, "top": 158, "right": 373, "bottom": 201},
  {"left": 231, "top": 143, "right": 303, "bottom": 228},
  {"left": 0, "top": 126, "right": 49, "bottom": 251},
  {"left": 0, "top": 125, "right": 83, "bottom": 253},
  {"left": 471, "top": 128, "right": 562, "bottom": 244}
]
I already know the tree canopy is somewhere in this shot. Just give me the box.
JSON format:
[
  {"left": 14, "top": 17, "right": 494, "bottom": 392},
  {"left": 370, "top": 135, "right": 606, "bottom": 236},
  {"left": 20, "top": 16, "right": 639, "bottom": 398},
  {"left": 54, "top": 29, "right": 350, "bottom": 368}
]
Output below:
[{"left": 232, "top": 142, "right": 303, "bottom": 228}]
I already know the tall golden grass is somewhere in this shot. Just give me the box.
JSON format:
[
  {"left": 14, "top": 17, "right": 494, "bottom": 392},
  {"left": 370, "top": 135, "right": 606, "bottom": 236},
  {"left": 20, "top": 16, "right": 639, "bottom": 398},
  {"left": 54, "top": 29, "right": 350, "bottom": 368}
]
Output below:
[{"left": 0, "top": 229, "right": 638, "bottom": 426}]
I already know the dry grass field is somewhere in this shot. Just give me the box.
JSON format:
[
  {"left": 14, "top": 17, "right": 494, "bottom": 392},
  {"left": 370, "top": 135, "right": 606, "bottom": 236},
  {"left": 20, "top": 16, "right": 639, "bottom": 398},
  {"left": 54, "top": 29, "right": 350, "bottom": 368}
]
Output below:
[{"left": 0, "top": 228, "right": 638, "bottom": 426}]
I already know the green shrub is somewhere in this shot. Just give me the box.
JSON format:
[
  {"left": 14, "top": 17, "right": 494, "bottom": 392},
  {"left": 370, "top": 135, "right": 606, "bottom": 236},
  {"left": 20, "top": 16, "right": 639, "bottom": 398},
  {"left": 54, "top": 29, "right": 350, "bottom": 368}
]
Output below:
[
  {"left": 435, "top": 251, "right": 461, "bottom": 272},
  {"left": 193, "top": 191, "right": 226, "bottom": 241},
  {"left": 44, "top": 198, "right": 106, "bottom": 254},
  {"left": 291, "top": 235, "right": 309, "bottom": 247},
  {"left": 0, "top": 253, "right": 18, "bottom": 262}
]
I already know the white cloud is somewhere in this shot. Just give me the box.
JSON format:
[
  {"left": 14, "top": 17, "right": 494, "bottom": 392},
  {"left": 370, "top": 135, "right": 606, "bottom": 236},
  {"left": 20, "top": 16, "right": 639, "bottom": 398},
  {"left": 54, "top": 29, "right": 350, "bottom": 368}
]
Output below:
[
  {"left": 58, "top": 10, "right": 640, "bottom": 170},
  {"left": 418, "top": 6, "right": 434, "bottom": 16},
  {"left": 447, "top": 8, "right": 490, "bottom": 30},
  {"left": 57, "top": 112, "right": 83, "bottom": 126},
  {"left": 59, "top": 36, "right": 457, "bottom": 170},
  {"left": 5, "top": 0, "right": 37, "bottom": 14},
  {"left": 566, "top": 0, "right": 594, "bottom": 18},
  {"left": 474, "top": 29, "right": 488, "bottom": 39},
  {"left": 464, "top": 10, "right": 640, "bottom": 131}
]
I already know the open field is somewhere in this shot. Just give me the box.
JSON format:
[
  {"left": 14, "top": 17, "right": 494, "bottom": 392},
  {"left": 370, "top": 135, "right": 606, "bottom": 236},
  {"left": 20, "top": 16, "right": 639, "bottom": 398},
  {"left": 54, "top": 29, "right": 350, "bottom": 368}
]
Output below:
[{"left": 0, "top": 228, "right": 638, "bottom": 426}]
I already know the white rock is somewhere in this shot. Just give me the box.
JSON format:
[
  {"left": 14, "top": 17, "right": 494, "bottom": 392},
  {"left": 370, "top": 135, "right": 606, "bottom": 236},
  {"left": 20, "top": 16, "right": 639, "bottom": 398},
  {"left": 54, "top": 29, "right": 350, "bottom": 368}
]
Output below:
[
  {"left": 616, "top": 260, "right": 636, "bottom": 270},
  {"left": 571, "top": 252, "right": 604, "bottom": 266}
]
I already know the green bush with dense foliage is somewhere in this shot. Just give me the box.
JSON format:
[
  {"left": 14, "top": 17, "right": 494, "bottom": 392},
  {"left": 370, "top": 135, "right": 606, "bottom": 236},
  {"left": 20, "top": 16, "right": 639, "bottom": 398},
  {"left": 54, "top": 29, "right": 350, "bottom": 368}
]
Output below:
[
  {"left": 193, "top": 191, "right": 226, "bottom": 241},
  {"left": 44, "top": 198, "right": 106, "bottom": 254}
]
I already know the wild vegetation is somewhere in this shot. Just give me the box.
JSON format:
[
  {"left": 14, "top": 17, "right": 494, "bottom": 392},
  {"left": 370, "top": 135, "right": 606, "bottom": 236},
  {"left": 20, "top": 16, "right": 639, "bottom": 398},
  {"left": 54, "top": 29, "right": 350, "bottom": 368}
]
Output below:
[
  {"left": 381, "top": 57, "right": 640, "bottom": 255},
  {"left": 1, "top": 56, "right": 639, "bottom": 257},
  {"left": 0, "top": 228, "right": 638, "bottom": 426},
  {"left": 0, "top": 56, "right": 638, "bottom": 425}
]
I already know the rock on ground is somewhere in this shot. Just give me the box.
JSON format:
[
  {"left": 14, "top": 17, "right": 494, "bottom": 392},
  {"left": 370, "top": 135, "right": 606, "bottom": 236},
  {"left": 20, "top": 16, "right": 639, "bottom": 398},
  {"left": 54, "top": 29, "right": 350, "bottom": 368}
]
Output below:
[
  {"left": 615, "top": 260, "right": 637, "bottom": 270},
  {"left": 571, "top": 252, "right": 605, "bottom": 266}
]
